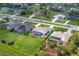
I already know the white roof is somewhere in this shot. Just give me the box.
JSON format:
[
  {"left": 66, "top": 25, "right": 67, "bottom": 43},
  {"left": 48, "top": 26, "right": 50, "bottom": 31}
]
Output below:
[
  {"left": 32, "top": 27, "right": 50, "bottom": 35},
  {"left": 50, "top": 31, "right": 65, "bottom": 39}
]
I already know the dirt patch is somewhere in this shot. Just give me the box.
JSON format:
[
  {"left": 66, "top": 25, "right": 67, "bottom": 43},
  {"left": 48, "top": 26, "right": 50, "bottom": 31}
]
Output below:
[{"left": 42, "top": 47, "right": 57, "bottom": 56}]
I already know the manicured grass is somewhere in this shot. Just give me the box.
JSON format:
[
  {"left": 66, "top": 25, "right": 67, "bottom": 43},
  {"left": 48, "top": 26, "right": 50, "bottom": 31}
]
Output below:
[
  {"left": 0, "top": 11, "right": 16, "bottom": 15},
  {"left": 68, "top": 21, "right": 79, "bottom": 26},
  {"left": 56, "top": 19, "right": 66, "bottom": 23},
  {"left": 39, "top": 24, "right": 49, "bottom": 28},
  {"left": 24, "top": 21, "right": 37, "bottom": 25},
  {"left": 33, "top": 16, "right": 52, "bottom": 21},
  {"left": 13, "top": 35, "right": 43, "bottom": 55},
  {"left": 53, "top": 26, "right": 68, "bottom": 32}
]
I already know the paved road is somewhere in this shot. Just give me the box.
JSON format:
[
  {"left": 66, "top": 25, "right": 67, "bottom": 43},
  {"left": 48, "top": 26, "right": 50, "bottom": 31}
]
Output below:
[{"left": 1, "top": 13, "right": 79, "bottom": 31}]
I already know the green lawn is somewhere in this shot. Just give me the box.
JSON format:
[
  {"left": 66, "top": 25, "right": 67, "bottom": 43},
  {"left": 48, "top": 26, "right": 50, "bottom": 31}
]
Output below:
[
  {"left": 39, "top": 24, "right": 49, "bottom": 28},
  {"left": 13, "top": 35, "right": 43, "bottom": 55},
  {"left": 24, "top": 21, "right": 37, "bottom": 25},
  {"left": 0, "top": 43, "right": 28, "bottom": 56},
  {"left": 56, "top": 19, "right": 66, "bottom": 23},
  {"left": 0, "top": 29, "right": 43, "bottom": 55},
  {"left": 68, "top": 21, "right": 79, "bottom": 26},
  {"left": 33, "top": 16, "right": 52, "bottom": 21},
  {"left": 0, "top": 11, "right": 16, "bottom": 15},
  {"left": 0, "top": 29, "right": 22, "bottom": 44},
  {"left": 53, "top": 26, "right": 68, "bottom": 32}
]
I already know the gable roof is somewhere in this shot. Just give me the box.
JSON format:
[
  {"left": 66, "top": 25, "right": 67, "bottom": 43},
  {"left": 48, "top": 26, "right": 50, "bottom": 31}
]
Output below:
[
  {"left": 15, "top": 24, "right": 34, "bottom": 33},
  {"left": 5, "top": 22, "right": 22, "bottom": 30}
]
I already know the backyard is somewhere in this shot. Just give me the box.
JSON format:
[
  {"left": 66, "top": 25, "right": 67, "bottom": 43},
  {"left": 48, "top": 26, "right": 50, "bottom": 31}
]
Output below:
[{"left": 0, "top": 29, "right": 43, "bottom": 56}]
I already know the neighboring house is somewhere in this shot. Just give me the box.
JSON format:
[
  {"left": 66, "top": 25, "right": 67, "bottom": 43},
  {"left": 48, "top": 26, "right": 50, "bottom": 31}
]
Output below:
[
  {"left": 5, "top": 22, "right": 22, "bottom": 31},
  {"left": 52, "top": 5, "right": 62, "bottom": 11},
  {"left": 49, "top": 31, "right": 72, "bottom": 45},
  {"left": 0, "top": 7, "right": 23, "bottom": 13},
  {"left": 31, "top": 27, "right": 52, "bottom": 37},
  {"left": 5, "top": 22, "right": 34, "bottom": 33},
  {"left": 53, "top": 14, "right": 66, "bottom": 19},
  {"left": 47, "top": 5, "right": 53, "bottom": 10},
  {"left": 0, "top": 23, "right": 8, "bottom": 29},
  {"left": 66, "top": 15, "right": 76, "bottom": 20},
  {"left": 15, "top": 24, "right": 34, "bottom": 33},
  {"left": 47, "top": 5, "right": 62, "bottom": 11},
  {"left": 0, "top": 7, "right": 9, "bottom": 12}
]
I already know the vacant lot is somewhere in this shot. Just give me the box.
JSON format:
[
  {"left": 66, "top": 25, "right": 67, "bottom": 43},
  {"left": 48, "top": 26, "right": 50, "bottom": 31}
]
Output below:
[
  {"left": 33, "top": 16, "right": 52, "bottom": 21},
  {"left": 39, "top": 24, "right": 49, "bottom": 28},
  {"left": 0, "top": 29, "right": 43, "bottom": 55},
  {"left": 56, "top": 19, "right": 66, "bottom": 23}
]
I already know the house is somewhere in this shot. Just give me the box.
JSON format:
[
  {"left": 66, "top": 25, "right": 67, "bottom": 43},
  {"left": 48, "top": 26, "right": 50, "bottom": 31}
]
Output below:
[
  {"left": 0, "top": 7, "right": 9, "bottom": 12},
  {"left": 5, "top": 22, "right": 22, "bottom": 31},
  {"left": 0, "top": 7, "right": 23, "bottom": 13},
  {"left": 66, "top": 15, "right": 76, "bottom": 20},
  {"left": 15, "top": 24, "right": 34, "bottom": 33},
  {"left": 52, "top": 5, "right": 62, "bottom": 11},
  {"left": 31, "top": 27, "right": 52, "bottom": 37},
  {"left": 0, "top": 23, "right": 8, "bottom": 29},
  {"left": 47, "top": 5, "right": 62, "bottom": 11},
  {"left": 70, "top": 8, "right": 78, "bottom": 12},
  {"left": 49, "top": 31, "right": 72, "bottom": 45},
  {"left": 47, "top": 5, "right": 53, "bottom": 10},
  {"left": 53, "top": 14, "right": 66, "bottom": 19}
]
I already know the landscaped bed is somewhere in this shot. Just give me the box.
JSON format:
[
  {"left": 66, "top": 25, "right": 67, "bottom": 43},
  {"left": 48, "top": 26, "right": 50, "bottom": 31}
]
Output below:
[{"left": 39, "top": 24, "right": 49, "bottom": 28}]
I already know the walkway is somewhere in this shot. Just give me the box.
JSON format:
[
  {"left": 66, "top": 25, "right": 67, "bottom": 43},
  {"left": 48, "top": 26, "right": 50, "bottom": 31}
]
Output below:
[{"left": 35, "top": 23, "right": 41, "bottom": 27}]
